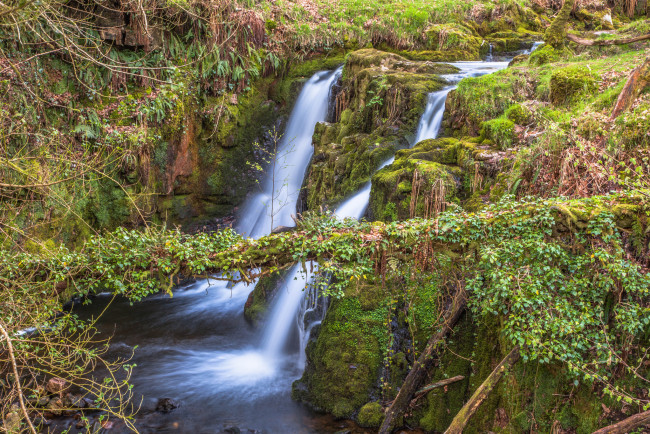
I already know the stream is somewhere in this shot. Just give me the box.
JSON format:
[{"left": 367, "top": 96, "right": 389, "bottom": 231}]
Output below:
[{"left": 72, "top": 53, "right": 529, "bottom": 433}]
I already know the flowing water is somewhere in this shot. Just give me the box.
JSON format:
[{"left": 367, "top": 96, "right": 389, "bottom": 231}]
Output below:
[
  {"left": 72, "top": 56, "right": 519, "bottom": 433},
  {"left": 237, "top": 68, "right": 343, "bottom": 239}
]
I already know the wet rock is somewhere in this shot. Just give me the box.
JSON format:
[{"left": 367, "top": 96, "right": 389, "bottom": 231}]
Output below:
[
  {"left": 46, "top": 377, "right": 68, "bottom": 395},
  {"left": 46, "top": 397, "right": 65, "bottom": 416},
  {"left": 155, "top": 398, "right": 179, "bottom": 413},
  {"left": 223, "top": 427, "right": 241, "bottom": 434},
  {"left": 271, "top": 225, "right": 295, "bottom": 234},
  {"left": 66, "top": 393, "right": 88, "bottom": 409}
]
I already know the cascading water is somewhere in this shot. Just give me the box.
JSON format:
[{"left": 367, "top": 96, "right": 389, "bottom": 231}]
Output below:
[
  {"left": 413, "top": 88, "right": 452, "bottom": 144},
  {"left": 74, "top": 68, "right": 343, "bottom": 432},
  {"left": 237, "top": 67, "right": 343, "bottom": 239}
]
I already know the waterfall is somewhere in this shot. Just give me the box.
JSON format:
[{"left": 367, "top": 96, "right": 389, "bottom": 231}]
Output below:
[
  {"left": 527, "top": 41, "right": 543, "bottom": 54},
  {"left": 261, "top": 264, "right": 314, "bottom": 360},
  {"left": 237, "top": 67, "right": 343, "bottom": 239},
  {"left": 413, "top": 88, "right": 452, "bottom": 145},
  {"left": 260, "top": 60, "right": 516, "bottom": 373}
]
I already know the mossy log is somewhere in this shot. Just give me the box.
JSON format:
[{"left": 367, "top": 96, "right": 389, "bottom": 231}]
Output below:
[
  {"left": 378, "top": 288, "right": 467, "bottom": 434},
  {"left": 592, "top": 409, "right": 650, "bottom": 433},
  {"left": 611, "top": 56, "right": 650, "bottom": 119},
  {"left": 567, "top": 33, "right": 650, "bottom": 46},
  {"left": 444, "top": 346, "right": 520, "bottom": 434}
]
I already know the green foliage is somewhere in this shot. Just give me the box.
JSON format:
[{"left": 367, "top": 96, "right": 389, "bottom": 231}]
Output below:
[{"left": 464, "top": 197, "right": 650, "bottom": 404}]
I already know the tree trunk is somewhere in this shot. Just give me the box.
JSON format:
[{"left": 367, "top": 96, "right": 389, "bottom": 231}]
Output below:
[
  {"left": 378, "top": 288, "right": 467, "bottom": 434},
  {"left": 544, "top": 0, "right": 576, "bottom": 48},
  {"left": 592, "top": 409, "right": 650, "bottom": 434},
  {"left": 611, "top": 56, "right": 650, "bottom": 119},
  {"left": 444, "top": 346, "right": 520, "bottom": 434}
]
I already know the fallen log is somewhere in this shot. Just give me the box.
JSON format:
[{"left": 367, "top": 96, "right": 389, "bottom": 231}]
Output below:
[
  {"left": 567, "top": 32, "right": 650, "bottom": 46},
  {"left": 592, "top": 409, "right": 650, "bottom": 434},
  {"left": 414, "top": 375, "right": 465, "bottom": 397},
  {"left": 444, "top": 346, "right": 520, "bottom": 434},
  {"left": 611, "top": 56, "right": 650, "bottom": 119},
  {"left": 379, "top": 288, "right": 467, "bottom": 434}
]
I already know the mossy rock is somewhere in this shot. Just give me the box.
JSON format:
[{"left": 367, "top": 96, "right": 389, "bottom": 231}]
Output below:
[
  {"left": 292, "top": 289, "right": 387, "bottom": 418},
  {"left": 243, "top": 271, "right": 288, "bottom": 327},
  {"left": 505, "top": 103, "right": 533, "bottom": 125},
  {"left": 369, "top": 138, "right": 463, "bottom": 221},
  {"left": 549, "top": 65, "right": 598, "bottom": 106},
  {"left": 528, "top": 44, "right": 559, "bottom": 66},
  {"left": 480, "top": 117, "right": 515, "bottom": 150},
  {"left": 357, "top": 401, "right": 384, "bottom": 428}
]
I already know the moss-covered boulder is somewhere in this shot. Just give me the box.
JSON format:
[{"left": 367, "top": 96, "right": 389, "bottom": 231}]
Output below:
[
  {"left": 549, "top": 65, "right": 598, "bottom": 106},
  {"left": 425, "top": 24, "right": 482, "bottom": 60},
  {"left": 369, "top": 137, "right": 510, "bottom": 220},
  {"left": 528, "top": 44, "right": 560, "bottom": 65},
  {"left": 357, "top": 401, "right": 384, "bottom": 428},
  {"left": 292, "top": 281, "right": 388, "bottom": 418},
  {"left": 480, "top": 117, "right": 516, "bottom": 150},
  {"left": 445, "top": 67, "right": 531, "bottom": 136},
  {"left": 243, "top": 271, "right": 288, "bottom": 326},
  {"left": 505, "top": 103, "right": 533, "bottom": 125}
]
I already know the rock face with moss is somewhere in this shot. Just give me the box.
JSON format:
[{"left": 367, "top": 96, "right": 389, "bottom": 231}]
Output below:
[
  {"left": 369, "top": 137, "right": 509, "bottom": 221},
  {"left": 293, "top": 281, "right": 388, "bottom": 418},
  {"left": 303, "top": 49, "right": 455, "bottom": 210}
]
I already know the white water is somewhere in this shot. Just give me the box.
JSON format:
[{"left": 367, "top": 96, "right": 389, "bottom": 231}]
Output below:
[
  {"left": 527, "top": 41, "right": 543, "bottom": 54},
  {"left": 413, "top": 88, "right": 452, "bottom": 144},
  {"left": 262, "top": 264, "right": 314, "bottom": 360},
  {"left": 237, "top": 67, "right": 343, "bottom": 239}
]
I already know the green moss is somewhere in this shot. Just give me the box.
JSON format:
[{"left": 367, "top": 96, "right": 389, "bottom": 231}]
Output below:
[
  {"left": 417, "top": 312, "right": 475, "bottom": 432},
  {"left": 543, "top": 0, "right": 574, "bottom": 48},
  {"left": 243, "top": 271, "right": 288, "bottom": 326},
  {"left": 293, "top": 281, "right": 388, "bottom": 418},
  {"left": 425, "top": 24, "right": 481, "bottom": 58},
  {"left": 505, "top": 103, "right": 532, "bottom": 125},
  {"left": 549, "top": 65, "right": 598, "bottom": 106},
  {"left": 357, "top": 401, "right": 384, "bottom": 428},
  {"left": 528, "top": 44, "right": 559, "bottom": 66},
  {"left": 480, "top": 117, "right": 516, "bottom": 150}
]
